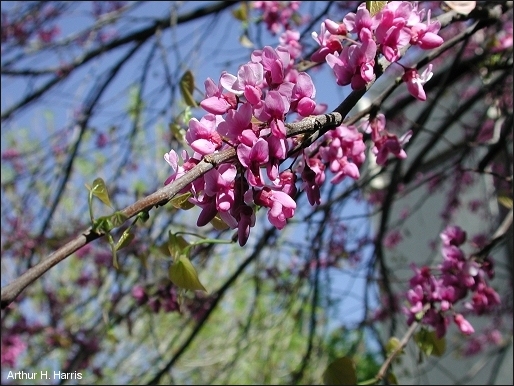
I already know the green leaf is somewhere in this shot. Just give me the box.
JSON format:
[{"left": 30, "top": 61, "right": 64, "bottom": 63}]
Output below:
[
  {"left": 92, "top": 216, "right": 114, "bottom": 234},
  {"left": 387, "top": 372, "right": 398, "bottom": 385},
  {"left": 138, "top": 211, "right": 150, "bottom": 223},
  {"left": 180, "top": 70, "right": 197, "bottom": 107},
  {"left": 115, "top": 230, "right": 134, "bottom": 251},
  {"left": 366, "top": 1, "right": 388, "bottom": 16},
  {"left": 168, "top": 255, "right": 207, "bottom": 292},
  {"left": 210, "top": 214, "right": 230, "bottom": 230},
  {"left": 92, "top": 212, "right": 127, "bottom": 233},
  {"left": 323, "top": 356, "right": 357, "bottom": 385},
  {"left": 90, "top": 178, "right": 113, "bottom": 208},
  {"left": 414, "top": 328, "right": 446, "bottom": 357},
  {"left": 107, "top": 233, "right": 119, "bottom": 270},
  {"left": 169, "top": 122, "right": 186, "bottom": 145},
  {"left": 239, "top": 33, "right": 254, "bottom": 48},
  {"left": 111, "top": 211, "right": 128, "bottom": 228},
  {"left": 169, "top": 192, "right": 194, "bottom": 210},
  {"left": 386, "top": 337, "right": 402, "bottom": 356},
  {"left": 167, "top": 232, "right": 190, "bottom": 261},
  {"left": 232, "top": 3, "right": 248, "bottom": 21},
  {"left": 127, "top": 85, "right": 145, "bottom": 121},
  {"left": 498, "top": 196, "right": 513, "bottom": 209}
]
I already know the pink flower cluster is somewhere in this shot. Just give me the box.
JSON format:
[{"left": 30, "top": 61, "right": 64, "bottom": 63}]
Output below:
[
  {"left": 165, "top": 43, "right": 316, "bottom": 246},
  {"left": 1, "top": 334, "right": 26, "bottom": 367},
  {"left": 405, "top": 225, "right": 501, "bottom": 338},
  {"left": 311, "top": 2, "right": 443, "bottom": 99},
  {"left": 164, "top": 2, "right": 445, "bottom": 245},
  {"left": 252, "top": 1, "right": 302, "bottom": 35}
]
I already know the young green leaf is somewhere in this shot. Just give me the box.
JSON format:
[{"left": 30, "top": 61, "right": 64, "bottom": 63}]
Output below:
[
  {"left": 210, "top": 214, "right": 230, "bottom": 230},
  {"left": 169, "top": 122, "right": 186, "bottom": 145},
  {"left": 115, "top": 230, "right": 134, "bottom": 251},
  {"left": 169, "top": 192, "right": 195, "bottom": 210},
  {"left": 90, "top": 178, "right": 113, "bottom": 208},
  {"left": 414, "top": 328, "right": 446, "bottom": 357},
  {"left": 232, "top": 3, "right": 248, "bottom": 21},
  {"left": 168, "top": 231, "right": 190, "bottom": 261},
  {"left": 498, "top": 195, "right": 513, "bottom": 209},
  {"left": 322, "top": 356, "right": 357, "bottom": 385},
  {"left": 366, "top": 1, "right": 388, "bottom": 17},
  {"left": 180, "top": 70, "right": 197, "bottom": 107},
  {"left": 168, "top": 255, "right": 207, "bottom": 292},
  {"left": 386, "top": 337, "right": 403, "bottom": 355},
  {"left": 111, "top": 211, "right": 128, "bottom": 228},
  {"left": 92, "top": 216, "right": 114, "bottom": 234}
]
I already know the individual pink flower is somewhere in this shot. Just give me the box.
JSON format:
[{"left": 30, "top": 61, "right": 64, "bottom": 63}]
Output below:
[
  {"left": 164, "top": 149, "right": 199, "bottom": 189},
  {"left": 253, "top": 90, "right": 290, "bottom": 138},
  {"left": 200, "top": 77, "right": 238, "bottom": 115},
  {"left": 311, "top": 20, "right": 344, "bottom": 63},
  {"left": 252, "top": 46, "right": 291, "bottom": 87},
  {"left": 290, "top": 72, "right": 316, "bottom": 116},
  {"left": 254, "top": 187, "right": 296, "bottom": 229},
  {"left": 204, "top": 164, "right": 237, "bottom": 212},
  {"left": 266, "top": 135, "right": 287, "bottom": 181},
  {"left": 217, "top": 102, "right": 254, "bottom": 144},
  {"left": 374, "top": 8, "right": 411, "bottom": 62},
  {"left": 403, "top": 64, "right": 433, "bottom": 101},
  {"left": 279, "top": 29, "right": 303, "bottom": 59},
  {"left": 300, "top": 156, "right": 325, "bottom": 206},
  {"left": 343, "top": 4, "right": 374, "bottom": 36},
  {"left": 440, "top": 225, "right": 467, "bottom": 246},
  {"left": 454, "top": 313, "right": 475, "bottom": 335},
  {"left": 237, "top": 136, "right": 269, "bottom": 187},
  {"left": 185, "top": 114, "right": 223, "bottom": 156},
  {"left": 326, "top": 28, "right": 376, "bottom": 90},
  {"left": 220, "top": 63, "right": 264, "bottom": 105},
  {"left": 373, "top": 130, "right": 412, "bottom": 165},
  {"left": 409, "top": 10, "right": 444, "bottom": 49}
]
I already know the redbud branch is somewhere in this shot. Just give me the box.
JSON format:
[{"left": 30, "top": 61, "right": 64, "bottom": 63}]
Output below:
[
  {"left": 373, "top": 321, "right": 419, "bottom": 384},
  {"left": 2, "top": 4, "right": 509, "bottom": 309},
  {"left": 0, "top": 147, "right": 236, "bottom": 309}
]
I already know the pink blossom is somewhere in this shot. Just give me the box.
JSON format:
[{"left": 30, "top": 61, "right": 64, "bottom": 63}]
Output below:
[
  {"left": 266, "top": 135, "right": 288, "bottom": 181},
  {"left": 454, "top": 314, "right": 475, "bottom": 335},
  {"left": 326, "top": 28, "right": 376, "bottom": 90},
  {"left": 409, "top": 10, "right": 444, "bottom": 49},
  {"left": 252, "top": 1, "right": 302, "bottom": 35},
  {"left": 200, "top": 77, "right": 238, "bottom": 115},
  {"left": 384, "top": 230, "right": 403, "bottom": 249},
  {"left": 204, "top": 164, "right": 237, "bottom": 212},
  {"left": 217, "top": 102, "right": 254, "bottom": 144},
  {"left": 237, "top": 137, "right": 269, "bottom": 187},
  {"left": 220, "top": 63, "right": 264, "bottom": 105},
  {"left": 374, "top": 9, "right": 411, "bottom": 62},
  {"left": 1, "top": 334, "right": 26, "bottom": 367},
  {"left": 343, "top": 5, "right": 373, "bottom": 36},
  {"left": 254, "top": 187, "right": 296, "bottom": 229},
  {"left": 311, "top": 20, "right": 344, "bottom": 63},
  {"left": 403, "top": 64, "right": 433, "bottom": 101},
  {"left": 301, "top": 156, "right": 325, "bottom": 206},
  {"left": 440, "top": 225, "right": 467, "bottom": 246},
  {"left": 252, "top": 46, "right": 291, "bottom": 87},
  {"left": 164, "top": 149, "right": 200, "bottom": 192},
  {"left": 279, "top": 29, "right": 303, "bottom": 59},
  {"left": 290, "top": 72, "right": 316, "bottom": 116},
  {"left": 185, "top": 114, "right": 223, "bottom": 156},
  {"left": 373, "top": 130, "right": 412, "bottom": 166}
]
